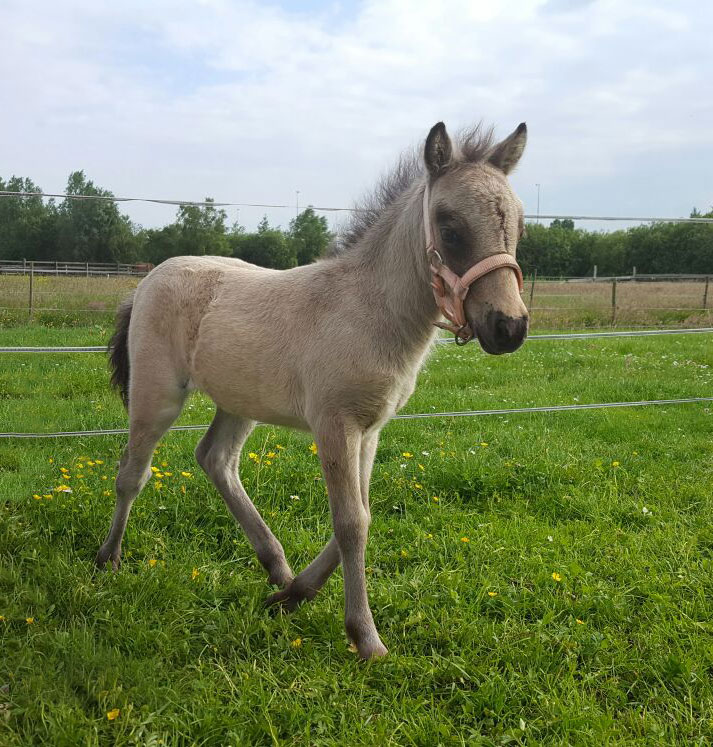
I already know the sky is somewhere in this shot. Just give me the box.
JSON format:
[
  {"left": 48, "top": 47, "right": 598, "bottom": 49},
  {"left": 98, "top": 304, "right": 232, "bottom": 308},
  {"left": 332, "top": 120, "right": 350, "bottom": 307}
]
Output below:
[{"left": 1, "top": 0, "right": 711, "bottom": 234}]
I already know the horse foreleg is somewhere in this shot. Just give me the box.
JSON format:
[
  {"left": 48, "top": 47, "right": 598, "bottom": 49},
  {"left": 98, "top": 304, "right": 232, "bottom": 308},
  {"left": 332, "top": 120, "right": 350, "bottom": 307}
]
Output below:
[
  {"left": 319, "top": 419, "right": 387, "bottom": 658},
  {"left": 265, "top": 429, "right": 381, "bottom": 614}
]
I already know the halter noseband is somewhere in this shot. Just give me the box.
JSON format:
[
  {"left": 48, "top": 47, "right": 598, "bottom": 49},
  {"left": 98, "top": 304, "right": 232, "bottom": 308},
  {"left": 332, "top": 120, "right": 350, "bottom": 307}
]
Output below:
[{"left": 423, "top": 181, "right": 524, "bottom": 345}]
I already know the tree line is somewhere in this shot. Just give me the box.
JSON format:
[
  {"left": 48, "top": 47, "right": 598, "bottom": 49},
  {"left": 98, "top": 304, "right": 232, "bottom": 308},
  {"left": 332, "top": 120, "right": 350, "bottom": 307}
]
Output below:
[
  {"left": 1, "top": 171, "right": 712, "bottom": 275},
  {"left": 0, "top": 172, "right": 331, "bottom": 269}
]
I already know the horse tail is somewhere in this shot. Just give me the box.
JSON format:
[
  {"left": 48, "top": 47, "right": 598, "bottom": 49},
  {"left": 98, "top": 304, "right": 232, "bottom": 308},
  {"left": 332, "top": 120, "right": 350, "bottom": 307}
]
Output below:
[{"left": 108, "top": 294, "right": 134, "bottom": 409}]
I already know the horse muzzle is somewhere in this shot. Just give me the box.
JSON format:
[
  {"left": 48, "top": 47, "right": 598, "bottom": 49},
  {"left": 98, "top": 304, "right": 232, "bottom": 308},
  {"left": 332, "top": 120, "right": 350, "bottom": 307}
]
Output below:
[{"left": 476, "top": 310, "right": 528, "bottom": 354}]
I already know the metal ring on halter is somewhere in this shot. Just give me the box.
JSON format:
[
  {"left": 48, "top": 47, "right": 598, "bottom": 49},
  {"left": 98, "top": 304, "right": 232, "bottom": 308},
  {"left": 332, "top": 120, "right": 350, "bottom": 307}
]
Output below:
[
  {"left": 455, "top": 325, "right": 471, "bottom": 346},
  {"left": 428, "top": 249, "right": 443, "bottom": 265}
]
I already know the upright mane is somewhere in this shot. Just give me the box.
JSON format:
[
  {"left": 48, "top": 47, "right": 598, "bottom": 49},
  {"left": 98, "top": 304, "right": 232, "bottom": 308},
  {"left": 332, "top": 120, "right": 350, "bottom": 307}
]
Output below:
[{"left": 332, "top": 123, "right": 495, "bottom": 255}]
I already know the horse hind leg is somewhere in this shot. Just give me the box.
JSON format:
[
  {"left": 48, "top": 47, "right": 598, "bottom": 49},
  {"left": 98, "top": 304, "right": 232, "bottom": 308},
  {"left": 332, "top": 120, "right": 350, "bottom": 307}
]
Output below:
[
  {"left": 195, "top": 409, "right": 293, "bottom": 587},
  {"left": 95, "top": 364, "right": 187, "bottom": 571}
]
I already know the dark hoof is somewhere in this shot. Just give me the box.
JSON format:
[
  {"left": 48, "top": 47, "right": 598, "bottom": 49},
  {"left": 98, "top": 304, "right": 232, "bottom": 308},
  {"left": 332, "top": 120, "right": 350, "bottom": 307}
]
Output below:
[
  {"left": 267, "top": 567, "right": 294, "bottom": 589},
  {"left": 94, "top": 546, "right": 121, "bottom": 572},
  {"left": 264, "top": 582, "right": 310, "bottom": 613}
]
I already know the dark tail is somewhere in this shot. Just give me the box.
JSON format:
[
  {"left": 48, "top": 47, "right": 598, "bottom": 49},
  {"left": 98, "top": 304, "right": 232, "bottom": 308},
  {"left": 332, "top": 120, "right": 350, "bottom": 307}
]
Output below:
[{"left": 108, "top": 294, "right": 134, "bottom": 409}]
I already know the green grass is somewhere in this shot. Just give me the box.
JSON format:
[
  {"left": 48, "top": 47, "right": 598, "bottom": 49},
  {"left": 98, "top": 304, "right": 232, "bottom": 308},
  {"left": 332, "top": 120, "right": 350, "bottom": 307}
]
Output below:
[{"left": 1, "top": 323, "right": 713, "bottom": 745}]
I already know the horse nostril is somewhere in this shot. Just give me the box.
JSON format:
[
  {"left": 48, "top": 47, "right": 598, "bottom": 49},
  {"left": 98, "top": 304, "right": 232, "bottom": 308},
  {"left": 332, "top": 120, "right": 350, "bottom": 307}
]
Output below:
[{"left": 494, "top": 313, "right": 528, "bottom": 346}]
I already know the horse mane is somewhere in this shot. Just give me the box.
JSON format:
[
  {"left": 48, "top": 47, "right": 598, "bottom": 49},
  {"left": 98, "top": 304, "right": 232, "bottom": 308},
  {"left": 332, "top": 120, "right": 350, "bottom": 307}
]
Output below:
[{"left": 332, "top": 123, "right": 495, "bottom": 255}]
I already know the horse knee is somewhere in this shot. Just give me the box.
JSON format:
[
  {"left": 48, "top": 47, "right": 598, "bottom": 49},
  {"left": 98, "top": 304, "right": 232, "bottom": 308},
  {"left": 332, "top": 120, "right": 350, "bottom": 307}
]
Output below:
[{"left": 333, "top": 507, "right": 370, "bottom": 549}]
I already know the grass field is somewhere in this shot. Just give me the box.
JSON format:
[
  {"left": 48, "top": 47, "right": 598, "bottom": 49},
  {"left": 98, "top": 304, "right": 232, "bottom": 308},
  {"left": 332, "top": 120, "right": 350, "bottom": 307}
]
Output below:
[
  {"left": 1, "top": 320, "right": 713, "bottom": 745},
  {"left": 1, "top": 273, "right": 712, "bottom": 330}
]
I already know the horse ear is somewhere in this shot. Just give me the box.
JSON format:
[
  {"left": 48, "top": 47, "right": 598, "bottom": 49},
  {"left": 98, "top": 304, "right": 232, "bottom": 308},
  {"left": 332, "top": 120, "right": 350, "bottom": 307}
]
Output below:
[
  {"left": 424, "top": 122, "right": 453, "bottom": 176},
  {"left": 487, "top": 122, "right": 527, "bottom": 175}
]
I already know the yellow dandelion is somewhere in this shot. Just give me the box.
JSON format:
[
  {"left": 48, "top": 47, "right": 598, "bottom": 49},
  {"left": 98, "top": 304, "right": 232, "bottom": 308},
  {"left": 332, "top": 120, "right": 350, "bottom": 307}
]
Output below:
[
  {"left": 487, "top": 591, "right": 498, "bottom": 597},
  {"left": 87, "top": 461, "right": 95, "bottom": 467},
  {"left": 400, "top": 549, "right": 408, "bottom": 558},
  {"left": 49, "top": 457, "right": 54, "bottom": 463},
  {"left": 103, "top": 490, "right": 112, "bottom": 496},
  {"left": 267, "top": 451, "right": 276, "bottom": 458},
  {"left": 76, "top": 474, "right": 84, "bottom": 479},
  {"left": 181, "top": 471, "right": 192, "bottom": 478},
  {"left": 54, "top": 485, "right": 72, "bottom": 493},
  {"left": 95, "top": 459, "right": 104, "bottom": 465},
  {"left": 576, "top": 619, "right": 585, "bottom": 625},
  {"left": 460, "top": 537, "right": 470, "bottom": 543},
  {"left": 60, "top": 466, "right": 69, "bottom": 473},
  {"left": 265, "top": 460, "right": 272, "bottom": 466},
  {"left": 425, "top": 533, "right": 433, "bottom": 539},
  {"left": 151, "top": 466, "right": 159, "bottom": 473},
  {"left": 191, "top": 568, "right": 200, "bottom": 581},
  {"left": 480, "top": 442, "right": 489, "bottom": 447},
  {"left": 101, "top": 475, "right": 108, "bottom": 480},
  {"left": 26, "top": 617, "right": 34, "bottom": 624},
  {"left": 155, "top": 482, "right": 163, "bottom": 490},
  {"left": 0, "top": 615, "right": 5, "bottom": 622},
  {"left": 309, "top": 442, "right": 318, "bottom": 455},
  {"left": 418, "top": 463, "right": 425, "bottom": 471},
  {"left": 161, "top": 461, "right": 168, "bottom": 467},
  {"left": 432, "top": 496, "right": 440, "bottom": 503},
  {"left": 276, "top": 444, "right": 285, "bottom": 450},
  {"left": 163, "top": 471, "right": 173, "bottom": 477},
  {"left": 43, "top": 494, "right": 52, "bottom": 499},
  {"left": 181, "top": 485, "right": 186, "bottom": 494},
  {"left": 414, "top": 483, "right": 422, "bottom": 489},
  {"left": 106, "top": 708, "right": 120, "bottom": 721},
  {"left": 552, "top": 572, "right": 562, "bottom": 582},
  {"left": 148, "top": 558, "right": 157, "bottom": 568},
  {"left": 76, "top": 463, "right": 84, "bottom": 469},
  {"left": 612, "top": 461, "right": 620, "bottom": 467},
  {"left": 291, "top": 637, "right": 302, "bottom": 648},
  {"left": 32, "top": 494, "right": 42, "bottom": 500},
  {"left": 154, "top": 472, "right": 164, "bottom": 478},
  {"left": 402, "top": 452, "right": 413, "bottom": 458}
]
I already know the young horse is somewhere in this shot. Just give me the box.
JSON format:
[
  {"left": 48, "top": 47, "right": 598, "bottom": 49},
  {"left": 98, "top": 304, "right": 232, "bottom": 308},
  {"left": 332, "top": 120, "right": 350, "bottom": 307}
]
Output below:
[{"left": 98, "top": 121, "right": 529, "bottom": 659}]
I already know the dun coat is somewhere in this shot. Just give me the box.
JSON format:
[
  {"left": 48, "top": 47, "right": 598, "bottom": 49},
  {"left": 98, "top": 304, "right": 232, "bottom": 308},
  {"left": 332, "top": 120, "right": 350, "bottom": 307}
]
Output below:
[{"left": 100, "top": 121, "right": 529, "bottom": 659}]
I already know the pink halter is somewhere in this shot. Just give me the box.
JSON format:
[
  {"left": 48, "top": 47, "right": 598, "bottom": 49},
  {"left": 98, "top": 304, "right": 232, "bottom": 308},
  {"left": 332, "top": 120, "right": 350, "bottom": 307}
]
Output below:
[{"left": 423, "top": 181, "right": 524, "bottom": 344}]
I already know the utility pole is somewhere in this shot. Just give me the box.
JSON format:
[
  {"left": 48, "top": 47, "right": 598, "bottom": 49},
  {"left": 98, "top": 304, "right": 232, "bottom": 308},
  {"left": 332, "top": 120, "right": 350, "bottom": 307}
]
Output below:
[{"left": 535, "top": 183, "right": 541, "bottom": 224}]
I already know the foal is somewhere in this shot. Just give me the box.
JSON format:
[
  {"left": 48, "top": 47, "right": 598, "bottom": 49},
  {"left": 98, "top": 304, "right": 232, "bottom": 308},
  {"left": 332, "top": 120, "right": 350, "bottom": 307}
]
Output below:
[{"left": 98, "top": 121, "right": 529, "bottom": 659}]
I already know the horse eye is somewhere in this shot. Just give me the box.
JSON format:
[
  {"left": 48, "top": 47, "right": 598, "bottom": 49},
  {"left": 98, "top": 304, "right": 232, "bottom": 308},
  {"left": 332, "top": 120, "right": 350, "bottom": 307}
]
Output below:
[{"left": 439, "top": 226, "right": 460, "bottom": 246}]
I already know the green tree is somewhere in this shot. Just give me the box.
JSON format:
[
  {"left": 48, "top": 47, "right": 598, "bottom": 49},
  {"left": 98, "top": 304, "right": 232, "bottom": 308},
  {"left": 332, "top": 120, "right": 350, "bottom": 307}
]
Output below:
[
  {"left": 231, "top": 216, "right": 297, "bottom": 269},
  {"left": 288, "top": 208, "right": 332, "bottom": 265},
  {"left": 174, "top": 199, "right": 230, "bottom": 257},
  {"left": 0, "top": 176, "right": 59, "bottom": 261},
  {"left": 56, "top": 171, "right": 138, "bottom": 263}
]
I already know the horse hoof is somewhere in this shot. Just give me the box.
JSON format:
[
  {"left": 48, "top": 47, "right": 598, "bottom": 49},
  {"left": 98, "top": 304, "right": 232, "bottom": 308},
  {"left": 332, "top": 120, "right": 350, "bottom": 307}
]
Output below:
[
  {"left": 94, "top": 546, "right": 121, "bottom": 572},
  {"left": 267, "top": 567, "right": 294, "bottom": 589},
  {"left": 264, "top": 583, "right": 306, "bottom": 613},
  {"left": 355, "top": 638, "right": 388, "bottom": 661}
]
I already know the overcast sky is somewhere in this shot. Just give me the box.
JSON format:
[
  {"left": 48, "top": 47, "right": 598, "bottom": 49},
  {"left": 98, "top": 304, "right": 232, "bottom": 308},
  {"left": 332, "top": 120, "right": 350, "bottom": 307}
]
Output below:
[{"left": 2, "top": 0, "right": 711, "bottom": 233}]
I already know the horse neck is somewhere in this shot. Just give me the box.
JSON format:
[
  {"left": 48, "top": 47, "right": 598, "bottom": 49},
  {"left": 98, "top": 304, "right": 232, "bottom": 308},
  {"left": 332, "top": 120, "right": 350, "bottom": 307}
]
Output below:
[{"left": 345, "top": 181, "right": 439, "bottom": 354}]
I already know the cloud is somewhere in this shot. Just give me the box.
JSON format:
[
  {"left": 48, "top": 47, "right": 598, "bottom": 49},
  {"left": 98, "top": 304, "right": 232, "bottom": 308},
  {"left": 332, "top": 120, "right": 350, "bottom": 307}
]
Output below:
[{"left": 1, "top": 0, "right": 711, "bottom": 232}]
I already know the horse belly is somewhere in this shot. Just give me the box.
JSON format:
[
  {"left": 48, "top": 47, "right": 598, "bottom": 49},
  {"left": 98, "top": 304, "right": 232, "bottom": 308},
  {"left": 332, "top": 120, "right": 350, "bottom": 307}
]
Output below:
[{"left": 191, "top": 335, "right": 307, "bottom": 430}]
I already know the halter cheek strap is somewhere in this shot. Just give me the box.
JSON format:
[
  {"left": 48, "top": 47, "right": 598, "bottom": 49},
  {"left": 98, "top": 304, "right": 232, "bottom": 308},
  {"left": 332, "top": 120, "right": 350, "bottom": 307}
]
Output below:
[{"left": 423, "top": 181, "right": 524, "bottom": 344}]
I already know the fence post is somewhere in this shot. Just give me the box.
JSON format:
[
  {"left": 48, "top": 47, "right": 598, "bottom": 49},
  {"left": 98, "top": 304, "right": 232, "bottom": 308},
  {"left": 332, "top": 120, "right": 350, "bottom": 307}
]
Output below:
[
  {"left": 593, "top": 265, "right": 597, "bottom": 282},
  {"left": 611, "top": 277, "right": 617, "bottom": 325},
  {"left": 23, "top": 258, "right": 27, "bottom": 277},
  {"left": 86, "top": 262, "right": 89, "bottom": 278},
  {"left": 28, "top": 261, "right": 35, "bottom": 319},
  {"left": 55, "top": 260, "right": 58, "bottom": 276},
  {"left": 704, "top": 276, "right": 710, "bottom": 310},
  {"left": 632, "top": 266, "right": 637, "bottom": 281},
  {"left": 529, "top": 269, "right": 537, "bottom": 308}
]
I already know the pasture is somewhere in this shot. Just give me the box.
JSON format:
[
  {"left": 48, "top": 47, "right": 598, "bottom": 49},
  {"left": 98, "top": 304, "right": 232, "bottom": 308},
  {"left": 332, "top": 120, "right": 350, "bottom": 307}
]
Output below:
[
  {"left": 1, "top": 273, "right": 712, "bottom": 330},
  {"left": 1, "top": 317, "right": 712, "bottom": 745}
]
